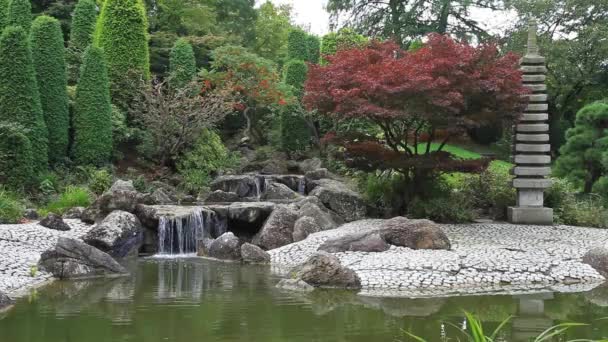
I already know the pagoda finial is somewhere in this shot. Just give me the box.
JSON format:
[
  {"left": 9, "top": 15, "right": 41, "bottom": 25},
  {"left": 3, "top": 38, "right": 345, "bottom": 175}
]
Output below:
[{"left": 526, "top": 18, "right": 540, "bottom": 56}]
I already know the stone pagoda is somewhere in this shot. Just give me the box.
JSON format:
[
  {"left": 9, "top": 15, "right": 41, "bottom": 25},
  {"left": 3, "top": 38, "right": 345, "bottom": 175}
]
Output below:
[{"left": 508, "top": 19, "right": 553, "bottom": 225}]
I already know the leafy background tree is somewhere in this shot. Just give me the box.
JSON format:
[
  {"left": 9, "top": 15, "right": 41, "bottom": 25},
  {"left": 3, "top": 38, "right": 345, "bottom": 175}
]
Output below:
[
  {"left": 72, "top": 46, "right": 113, "bottom": 166},
  {"left": 253, "top": 1, "right": 292, "bottom": 64},
  {"left": 169, "top": 38, "right": 196, "bottom": 88},
  {"left": 8, "top": 0, "right": 32, "bottom": 32},
  {"left": 30, "top": 15, "right": 70, "bottom": 165},
  {"left": 67, "top": 0, "right": 97, "bottom": 84},
  {"left": 0, "top": 26, "right": 48, "bottom": 173}
]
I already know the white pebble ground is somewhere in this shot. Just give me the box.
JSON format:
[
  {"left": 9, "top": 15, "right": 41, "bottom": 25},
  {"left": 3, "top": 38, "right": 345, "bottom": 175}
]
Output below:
[
  {"left": 0, "top": 220, "right": 93, "bottom": 295},
  {"left": 269, "top": 220, "right": 608, "bottom": 297}
]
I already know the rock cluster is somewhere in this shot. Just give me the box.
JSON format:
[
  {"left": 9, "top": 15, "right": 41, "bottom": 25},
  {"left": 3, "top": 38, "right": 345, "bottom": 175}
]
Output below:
[
  {"left": 83, "top": 211, "right": 144, "bottom": 259},
  {"left": 583, "top": 245, "right": 608, "bottom": 277},
  {"left": 40, "top": 214, "right": 71, "bottom": 231},
  {"left": 294, "top": 252, "right": 361, "bottom": 289}
]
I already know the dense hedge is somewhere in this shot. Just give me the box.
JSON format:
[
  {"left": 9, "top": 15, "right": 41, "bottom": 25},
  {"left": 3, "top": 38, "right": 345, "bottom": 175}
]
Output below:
[
  {"left": 0, "top": 123, "right": 33, "bottom": 189},
  {"left": 169, "top": 38, "right": 196, "bottom": 88},
  {"left": 287, "top": 28, "right": 308, "bottom": 61},
  {"left": 306, "top": 35, "right": 320, "bottom": 64},
  {"left": 31, "top": 16, "right": 70, "bottom": 164},
  {"left": 280, "top": 103, "right": 310, "bottom": 154},
  {"left": 283, "top": 59, "right": 307, "bottom": 98},
  {"left": 7, "top": 0, "right": 31, "bottom": 32},
  {"left": 0, "top": 26, "right": 48, "bottom": 173},
  {"left": 94, "top": 0, "right": 150, "bottom": 109},
  {"left": 72, "top": 46, "right": 113, "bottom": 166},
  {"left": 0, "top": 0, "right": 8, "bottom": 31},
  {"left": 67, "top": 0, "right": 97, "bottom": 84}
]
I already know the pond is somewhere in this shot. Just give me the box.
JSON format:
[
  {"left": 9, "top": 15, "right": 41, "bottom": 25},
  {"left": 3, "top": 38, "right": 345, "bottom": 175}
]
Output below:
[{"left": 1, "top": 258, "right": 607, "bottom": 342}]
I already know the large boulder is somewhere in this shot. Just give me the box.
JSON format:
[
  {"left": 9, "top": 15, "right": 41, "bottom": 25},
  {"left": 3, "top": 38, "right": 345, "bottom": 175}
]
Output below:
[
  {"left": 295, "top": 252, "right": 361, "bottom": 289},
  {"left": 241, "top": 243, "right": 271, "bottom": 264},
  {"left": 226, "top": 202, "right": 275, "bottom": 224},
  {"left": 204, "top": 190, "right": 240, "bottom": 203},
  {"left": 210, "top": 175, "right": 262, "bottom": 198},
  {"left": 39, "top": 237, "right": 128, "bottom": 279},
  {"left": 40, "top": 214, "right": 71, "bottom": 231},
  {"left": 196, "top": 238, "right": 215, "bottom": 256},
  {"left": 0, "top": 292, "right": 13, "bottom": 311},
  {"left": 293, "top": 216, "right": 322, "bottom": 242},
  {"left": 583, "top": 245, "right": 608, "bottom": 277},
  {"left": 208, "top": 232, "right": 242, "bottom": 260},
  {"left": 276, "top": 279, "right": 314, "bottom": 293},
  {"left": 83, "top": 180, "right": 153, "bottom": 223},
  {"left": 380, "top": 217, "right": 450, "bottom": 250},
  {"left": 83, "top": 211, "right": 144, "bottom": 259},
  {"left": 151, "top": 189, "right": 173, "bottom": 205},
  {"left": 319, "top": 232, "right": 390, "bottom": 253},
  {"left": 24, "top": 209, "right": 39, "bottom": 220},
  {"left": 309, "top": 179, "right": 366, "bottom": 222},
  {"left": 262, "top": 182, "right": 300, "bottom": 201},
  {"left": 299, "top": 158, "right": 323, "bottom": 173},
  {"left": 298, "top": 203, "right": 340, "bottom": 231},
  {"left": 63, "top": 207, "right": 85, "bottom": 219},
  {"left": 305, "top": 168, "right": 331, "bottom": 181},
  {"left": 252, "top": 206, "right": 298, "bottom": 250}
]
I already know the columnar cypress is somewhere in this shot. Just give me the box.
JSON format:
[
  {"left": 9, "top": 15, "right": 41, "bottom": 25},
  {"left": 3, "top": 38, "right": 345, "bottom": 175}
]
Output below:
[
  {"left": 169, "top": 38, "right": 196, "bottom": 88},
  {"left": 30, "top": 16, "right": 70, "bottom": 164},
  {"left": 0, "top": 123, "right": 33, "bottom": 189},
  {"left": 0, "top": 26, "right": 48, "bottom": 173},
  {"left": 72, "top": 46, "right": 113, "bottom": 166},
  {"left": 0, "top": 0, "right": 9, "bottom": 32},
  {"left": 7, "top": 0, "right": 31, "bottom": 32},
  {"left": 68, "top": 0, "right": 98, "bottom": 84},
  {"left": 283, "top": 59, "right": 307, "bottom": 98},
  {"left": 94, "top": 0, "right": 150, "bottom": 109},
  {"left": 280, "top": 103, "right": 309, "bottom": 154},
  {"left": 287, "top": 28, "right": 308, "bottom": 61},
  {"left": 306, "top": 35, "right": 320, "bottom": 64}
]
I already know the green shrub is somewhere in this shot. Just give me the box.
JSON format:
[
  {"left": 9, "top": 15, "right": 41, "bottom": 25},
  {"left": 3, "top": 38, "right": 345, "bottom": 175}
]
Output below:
[
  {"left": 408, "top": 190, "right": 475, "bottom": 223},
  {"left": 0, "top": 26, "right": 48, "bottom": 173},
  {"left": 43, "top": 186, "right": 92, "bottom": 215},
  {"left": 7, "top": 0, "right": 31, "bottom": 32},
  {"left": 0, "top": 0, "right": 9, "bottom": 31},
  {"left": 546, "top": 178, "right": 608, "bottom": 228},
  {"left": 320, "top": 28, "right": 367, "bottom": 63},
  {"left": 0, "top": 123, "right": 33, "bottom": 190},
  {"left": 94, "top": 0, "right": 150, "bottom": 109},
  {"left": 0, "top": 189, "right": 25, "bottom": 223},
  {"left": 169, "top": 38, "right": 196, "bottom": 88},
  {"left": 30, "top": 16, "right": 70, "bottom": 164},
  {"left": 177, "top": 129, "right": 239, "bottom": 193},
  {"left": 72, "top": 46, "right": 113, "bottom": 166},
  {"left": 279, "top": 103, "right": 310, "bottom": 154},
  {"left": 306, "top": 34, "right": 320, "bottom": 64},
  {"left": 67, "top": 0, "right": 98, "bottom": 84},
  {"left": 283, "top": 59, "right": 307, "bottom": 98},
  {"left": 461, "top": 163, "right": 515, "bottom": 220},
  {"left": 287, "top": 28, "right": 308, "bottom": 60},
  {"left": 358, "top": 171, "right": 408, "bottom": 215},
  {"left": 88, "top": 169, "right": 113, "bottom": 195}
]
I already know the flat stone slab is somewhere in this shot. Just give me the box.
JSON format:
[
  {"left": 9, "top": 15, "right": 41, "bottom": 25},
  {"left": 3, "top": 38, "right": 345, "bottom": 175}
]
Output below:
[
  {"left": 0, "top": 220, "right": 95, "bottom": 295},
  {"left": 269, "top": 221, "right": 608, "bottom": 297}
]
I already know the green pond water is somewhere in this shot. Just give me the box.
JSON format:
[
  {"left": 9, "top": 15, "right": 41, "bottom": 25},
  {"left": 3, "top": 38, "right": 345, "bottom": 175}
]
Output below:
[{"left": 1, "top": 258, "right": 607, "bottom": 342}]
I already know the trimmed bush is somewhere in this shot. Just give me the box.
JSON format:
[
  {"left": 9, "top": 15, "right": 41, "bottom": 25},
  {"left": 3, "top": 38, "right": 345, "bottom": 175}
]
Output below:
[
  {"left": 0, "top": 123, "right": 33, "bottom": 189},
  {"left": 7, "top": 0, "right": 30, "bottom": 32},
  {"left": 0, "top": 0, "right": 9, "bottom": 31},
  {"left": 67, "top": 0, "right": 98, "bottom": 84},
  {"left": 0, "top": 189, "right": 25, "bottom": 223},
  {"left": 72, "top": 46, "right": 113, "bottom": 166},
  {"left": 94, "top": 0, "right": 150, "bottom": 109},
  {"left": 283, "top": 59, "right": 307, "bottom": 98},
  {"left": 287, "top": 28, "right": 308, "bottom": 60},
  {"left": 30, "top": 16, "right": 70, "bottom": 164},
  {"left": 279, "top": 103, "right": 309, "bottom": 154},
  {"left": 306, "top": 34, "right": 320, "bottom": 64},
  {"left": 0, "top": 26, "right": 48, "bottom": 173},
  {"left": 320, "top": 28, "right": 367, "bottom": 64},
  {"left": 169, "top": 38, "right": 196, "bottom": 88}
]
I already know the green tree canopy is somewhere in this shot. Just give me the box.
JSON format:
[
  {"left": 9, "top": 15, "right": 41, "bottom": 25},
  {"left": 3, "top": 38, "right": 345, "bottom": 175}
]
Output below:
[
  {"left": 169, "top": 37, "right": 196, "bottom": 88},
  {"left": 8, "top": 0, "right": 32, "bottom": 32},
  {"left": 554, "top": 102, "right": 608, "bottom": 194},
  {"left": 68, "top": 0, "right": 98, "bottom": 84},
  {"left": 72, "top": 46, "right": 113, "bottom": 166},
  {"left": 320, "top": 28, "right": 367, "bottom": 58},
  {"left": 0, "top": 26, "right": 47, "bottom": 173},
  {"left": 253, "top": 1, "right": 292, "bottom": 63},
  {"left": 30, "top": 15, "right": 69, "bottom": 164},
  {"left": 95, "top": 0, "right": 150, "bottom": 110}
]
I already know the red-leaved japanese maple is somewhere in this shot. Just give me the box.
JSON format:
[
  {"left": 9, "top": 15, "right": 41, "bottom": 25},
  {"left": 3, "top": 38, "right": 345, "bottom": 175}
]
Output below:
[{"left": 304, "top": 34, "right": 528, "bottom": 198}]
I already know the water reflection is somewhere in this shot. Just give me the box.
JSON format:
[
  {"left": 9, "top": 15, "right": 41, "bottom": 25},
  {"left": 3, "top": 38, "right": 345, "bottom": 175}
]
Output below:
[{"left": 0, "top": 259, "right": 606, "bottom": 342}]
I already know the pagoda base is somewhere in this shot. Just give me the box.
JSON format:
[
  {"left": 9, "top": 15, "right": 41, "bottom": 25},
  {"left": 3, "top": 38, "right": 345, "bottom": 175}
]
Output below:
[{"left": 508, "top": 207, "right": 553, "bottom": 225}]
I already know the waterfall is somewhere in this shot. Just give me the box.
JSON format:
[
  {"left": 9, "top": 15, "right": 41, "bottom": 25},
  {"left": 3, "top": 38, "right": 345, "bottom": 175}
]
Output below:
[
  {"left": 213, "top": 215, "right": 228, "bottom": 237},
  {"left": 158, "top": 207, "right": 209, "bottom": 255},
  {"left": 254, "top": 176, "right": 266, "bottom": 199},
  {"left": 297, "top": 177, "right": 306, "bottom": 195}
]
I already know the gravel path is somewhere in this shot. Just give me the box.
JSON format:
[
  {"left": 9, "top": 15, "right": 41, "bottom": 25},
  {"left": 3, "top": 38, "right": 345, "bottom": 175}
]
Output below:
[
  {"left": 270, "top": 221, "right": 608, "bottom": 297},
  {"left": 0, "top": 220, "right": 93, "bottom": 295}
]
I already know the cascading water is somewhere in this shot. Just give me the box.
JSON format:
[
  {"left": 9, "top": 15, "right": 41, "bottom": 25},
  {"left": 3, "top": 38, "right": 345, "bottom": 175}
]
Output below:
[
  {"left": 297, "top": 177, "right": 306, "bottom": 195},
  {"left": 158, "top": 207, "right": 211, "bottom": 255},
  {"left": 254, "top": 176, "right": 266, "bottom": 199}
]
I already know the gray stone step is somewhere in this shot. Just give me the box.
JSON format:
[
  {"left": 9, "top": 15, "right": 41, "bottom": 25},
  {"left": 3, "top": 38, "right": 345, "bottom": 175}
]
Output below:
[
  {"left": 521, "top": 56, "right": 546, "bottom": 64},
  {"left": 521, "top": 65, "right": 547, "bottom": 73},
  {"left": 516, "top": 133, "right": 549, "bottom": 142},
  {"left": 514, "top": 155, "right": 551, "bottom": 164},
  {"left": 513, "top": 178, "right": 552, "bottom": 189},
  {"left": 516, "top": 144, "right": 550, "bottom": 153},
  {"left": 525, "top": 84, "right": 547, "bottom": 92},
  {"left": 527, "top": 94, "right": 548, "bottom": 102},
  {"left": 526, "top": 103, "right": 549, "bottom": 111},
  {"left": 520, "top": 113, "right": 549, "bottom": 122},
  {"left": 513, "top": 166, "right": 551, "bottom": 176},
  {"left": 523, "top": 75, "right": 546, "bottom": 83},
  {"left": 517, "top": 124, "right": 549, "bottom": 133}
]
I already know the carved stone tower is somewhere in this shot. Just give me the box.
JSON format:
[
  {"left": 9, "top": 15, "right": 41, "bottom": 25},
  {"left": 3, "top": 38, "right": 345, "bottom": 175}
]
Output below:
[{"left": 508, "top": 19, "right": 553, "bottom": 225}]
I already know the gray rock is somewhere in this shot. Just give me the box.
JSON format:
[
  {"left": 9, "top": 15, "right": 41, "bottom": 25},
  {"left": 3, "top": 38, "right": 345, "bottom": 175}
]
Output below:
[
  {"left": 39, "top": 237, "right": 128, "bottom": 279},
  {"left": 295, "top": 252, "right": 361, "bottom": 289},
  {"left": 0, "top": 292, "right": 13, "bottom": 311},
  {"left": 319, "top": 232, "right": 390, "bottom": 253},
  {"left": 298, "top": 203, "right": 339, "bottom": 231},
  {"left": 309, "top": 179, "right": 366, "bottom": 222},
  {"left": 252, "top": 206, "right": 298, "bottom": 250},
  {"left": 299, "top": 158, "right": 323, "bottom": 173},
  {"left": 380, "top": 217, "right": 451, "bottom": 250},
  {"left": 83, "top": 211, "right": 144, "bottom": 259},
  {"left": 109, "top": 180, "right": 136, "bottom": 192},
  {"left": 24, "top": 208, "right": 39, "bottom": 220},
  {"left": 208, "top": 232, "right": 242, "bottom": 260},
  {"left": 305, "top": 168, "right": 331, "bottom": 181},
  {"left": 276, "top": 279, "right": 314, "bottom": 293},
  {"left": 197, "top": 238, "right": 215, "bottom": 256},
  {"left": 293, "top": 216, "right": 322, "bottom": 242},
  {"left": 151, "top": 189, "right": 173, "bottom": 204},
  {"left": 40, "top": 214, "right": 71, "bottom": 231},
  {"left": 210, "top": 175, "right": 261, "bottom": 198},
  {"left": 265, "top": 175, "right": 306, "bottom": 193},
  {"left": 262, "top": 182, "right": 300, "bottom": 200},
  {"left": 583, "top": 245, "right": 608, "bottom": 277},
  {"left": 63, "top": 207, "right": 85, "bottom": 219},
  {"left": 81, "top": 207, "right": 102, "bottom": 224},
  {"left": 241, "top": 243, "right": 271, "bottom": 263},
  {"left": 204, "top": 190, "right": 240, "bottom": 203}
]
